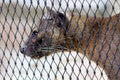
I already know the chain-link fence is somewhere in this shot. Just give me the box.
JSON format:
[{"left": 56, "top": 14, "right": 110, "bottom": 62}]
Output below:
[{"left": 0, "top": 0, "right": 120, "bottom": 80}]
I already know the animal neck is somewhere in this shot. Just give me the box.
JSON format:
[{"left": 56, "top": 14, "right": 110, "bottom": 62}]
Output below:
[
  {"left": 65, "top": 13, "right": 120, "bottom": 80},
  {"left": 66, "top": 13, "right": 104, "bottom": 58}
]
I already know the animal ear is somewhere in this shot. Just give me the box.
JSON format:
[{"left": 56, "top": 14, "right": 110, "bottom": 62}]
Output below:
[
  {"left": 46, "top": 6, "right": 56, "bottom": 19},
  {"left": 55, "top": 12, "right": 69, "bottom": 31},
  {"left": 46, "top": 6, "right": 69, "bottom": 32}
]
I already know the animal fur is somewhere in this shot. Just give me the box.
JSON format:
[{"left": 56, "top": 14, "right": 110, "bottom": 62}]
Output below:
[{"left": 20, "top": 7, "right": 120, "bottom": 80}]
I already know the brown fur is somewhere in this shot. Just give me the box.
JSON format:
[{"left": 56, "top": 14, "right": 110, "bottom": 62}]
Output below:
[{"left": 20, "top": 7, "right": 120, "bottom": 80}]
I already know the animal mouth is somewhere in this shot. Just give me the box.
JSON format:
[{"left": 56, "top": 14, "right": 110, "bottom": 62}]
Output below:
[{"left": 30, "top": 46, "right": 67, "bottom": 58}]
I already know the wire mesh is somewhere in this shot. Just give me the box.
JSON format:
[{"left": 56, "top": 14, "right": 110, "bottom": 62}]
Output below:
[{"left": 0, "top": 0, "right": 120, "bottom": 80}]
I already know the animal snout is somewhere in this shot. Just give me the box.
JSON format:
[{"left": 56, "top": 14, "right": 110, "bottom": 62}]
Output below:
[{"left": 20, "top": 46, "right": 27, "bottom": 53}]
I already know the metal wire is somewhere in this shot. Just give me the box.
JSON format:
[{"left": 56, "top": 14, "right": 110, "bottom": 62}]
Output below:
[{"left": 0, "top": 0, "right": 120, "bottom": 80}]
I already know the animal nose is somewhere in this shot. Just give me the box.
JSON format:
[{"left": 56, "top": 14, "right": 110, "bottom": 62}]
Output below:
[
  {"left": 20, "top": 47, "right": 26, "bottom": 53},
  {"left": 20, "top": 45, "right": 27, "bottom": 53},
  {"left": 20, "top": 46, "right": 27, "bottom": 53}
]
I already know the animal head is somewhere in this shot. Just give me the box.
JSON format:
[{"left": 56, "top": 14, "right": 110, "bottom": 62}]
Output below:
[{"left": 20, "top": 7, "right": 69, "bottom": 58}]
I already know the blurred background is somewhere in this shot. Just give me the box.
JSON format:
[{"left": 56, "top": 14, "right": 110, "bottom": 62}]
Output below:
[{"left": 0, "top": 0, "right": 120, "bottom": 80}]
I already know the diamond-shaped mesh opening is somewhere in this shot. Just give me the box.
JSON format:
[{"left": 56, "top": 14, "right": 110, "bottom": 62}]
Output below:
[{"left": 0, "top": 0, "right": 120, "bottom": 80}]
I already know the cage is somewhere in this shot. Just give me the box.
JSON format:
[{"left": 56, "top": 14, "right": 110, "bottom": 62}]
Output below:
[{"left": 0, "top": 0, "right": 120, "bottom": 80}]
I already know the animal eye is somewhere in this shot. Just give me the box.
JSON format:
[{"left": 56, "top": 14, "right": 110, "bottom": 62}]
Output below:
[
  {"left": 32, "top": 30, "right": 38, "bottom": 40},
  {"left": 32, "top": 30, "right": 38, "bottom": 36},
  {"left": 48, "top": 18, "right": 53, "bottom": 20}
]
